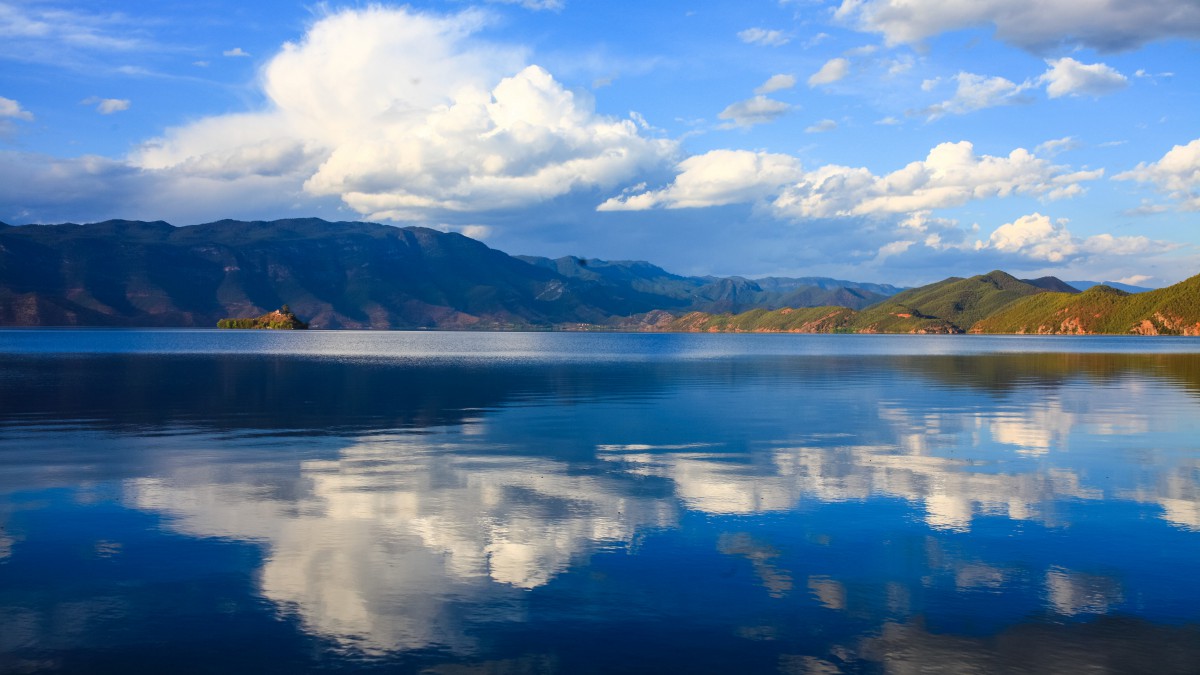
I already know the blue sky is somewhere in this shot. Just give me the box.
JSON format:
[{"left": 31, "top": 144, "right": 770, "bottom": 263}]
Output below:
[{"left": 1, "top": 0, "right": 1198, "bottom": 285}]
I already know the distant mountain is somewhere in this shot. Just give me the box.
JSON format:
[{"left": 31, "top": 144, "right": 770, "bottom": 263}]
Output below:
[
  {"left": 1067, "top": 280, "right": 1155, "bottom": 294},
  {"left": 0, "top": 219, "right": 895, "bottom": 328},
  {"left": 1023, "top": 276, "right": 1081, "bottom": 293},
  {"left": 516, "top": 255, "right": 898, "bottom": 312},
  {"left": 972, "top": 276, "right": 1200, "bottom": 335}
]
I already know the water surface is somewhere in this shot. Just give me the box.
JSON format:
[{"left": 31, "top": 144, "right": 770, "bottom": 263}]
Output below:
[{"left": 1, "top": 331, "right": 1198, "bottom": 673}]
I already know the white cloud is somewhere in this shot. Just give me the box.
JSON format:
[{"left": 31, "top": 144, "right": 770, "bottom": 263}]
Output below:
[
  {"left": 754, "top": 74, "right": 797, "bottom": 95},
  {"left": 0, "top": 2, "right": 149, "bottom": 69},
  {"left": 835, "top": 0, "right": 1200, "bottom": 53},
  {"left": 1035, "top": 137, "right": 1080, "bottom": 156},
  {"left": 601, "top": 141, "right": 1100, "bottom": 222},
  {"left": 984, "top": 213, "right": 1079, "bottom": 262},
  {"left": 222, "top": 47, "right": 250, "bottom": 57},
  {"left": 82, "top": 96, "right": 130, "bottom": 114},
  {"left": 981, "top": 213, "right": 1164, "bottom": 262},
  {"left": 774, "top": 141, "right": 1100, "bottom": 219},
  {"left": 0, "top": 95, "right": 33, "bottom": 121},
  {"left": 738, "top": 27, "right": 790, "bottom": 46},
  {"left": 805, "top": 119, "right": 838, "bottom": 133},
  {"left": 717, "top": 95, "right": 791, "bottom": 128},
  {"left": 128, "top": 6, "right": 675, "bottom": 222},
  {"left": 1114, "top": 138, "right": 1200, "bottom": 211},
  {"left": 1039, "top": 57, "right": 1128, "bottom": 98},
  {"left": 804, "top": 32, "right": 831, "bottom": 48},
  {"left": 808, "top": 57, "right": 849, "bottom": 86},
  {"left": 598, "top": 150, "right": 802, "bottom": 211},
  {"left": 924, "top": 72, "right": 1030, "bottom": 118}
]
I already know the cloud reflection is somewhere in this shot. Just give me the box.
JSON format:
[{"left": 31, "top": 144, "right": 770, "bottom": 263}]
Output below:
[{"left": 125, "top": 433, "right": 675, "bottom": 653}]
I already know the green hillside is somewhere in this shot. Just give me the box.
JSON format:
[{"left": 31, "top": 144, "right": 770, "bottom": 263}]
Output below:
[
  {"left": 665, "top": 306, "right": 857, "bottom": 332},
  {"left": 972, "top": 274, "right": 1200, "bottom": 334},
  {"left": 643, "top": 270, "right": 1085, "bottom": 334},
  {"left": 846, "top": 271, "right": 1054, "bottom": 333}
]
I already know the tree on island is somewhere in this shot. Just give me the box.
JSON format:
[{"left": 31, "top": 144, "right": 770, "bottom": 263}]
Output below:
[{"left": 217, "top": 306, "right": 308, "bottom": 330}]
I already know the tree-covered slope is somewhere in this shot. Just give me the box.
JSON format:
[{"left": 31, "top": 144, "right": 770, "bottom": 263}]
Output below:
[
  {"left": 846, "top": 271, "right": 1060, "bottom": 333},
  {"left": 664, "top": 306, "right": 857, "bottom": 332},
  {"left": 971, "top": 274, "right": 1200, "bottom": 334},
  {"left": 635, "top": 271, "right": 1080, "bottom": 334}
]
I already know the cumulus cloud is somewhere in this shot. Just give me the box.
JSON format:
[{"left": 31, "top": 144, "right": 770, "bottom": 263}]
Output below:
[
  {"left": 777, "top": 141, "right": 1101, "bottom": 219},
  {"left": 1114, "top": 138, "right": 1200, "bottom": 211},
  {"left": 602, "top": 141, "right": 1100, "bottom": 222},
  {"left": 717, "top": 95, "right": 791, "bottom": 128},
  {"left": 754, "top": 74, "right": 797, "bottom": 95},
  {"left": 835, "top": 0, "right": 1200, "bottom": 53},
  {"left": 980, "top": 213, "right": 1165, "bottom": 262},
  {"left": 919, "top": 60, "right": 1124, "bottom": 120},
  {"left": 1039, "top": 57, "right": 1128, "bottom": 98},
  {"left": 222, "top": 47, "right": 250, "bottom": 57},
  {"left": 808, "top": 57, "right": 849, "bottom": 86},
  {"left": 81, "top": 96, "right": 131, "bottom": 114},
  {"left": 598, "top": 150, "right": 802, "bottom": 211},
  {"left": 738, "top": 27, "right": 790, "bottom": 46},
  {"left": 0, "top": 95, "right": 33, "bottom": 121},
  {"left": 128, "top": 6, "right": 675, "bottom": 222},
  {"left": 983, "top": 213, "right": 1079, "bottom": 262}
]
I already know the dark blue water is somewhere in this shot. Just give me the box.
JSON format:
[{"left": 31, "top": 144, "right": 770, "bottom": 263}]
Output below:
[{"left": 1, "top": 331, "right": 1198, "bottom": 673}]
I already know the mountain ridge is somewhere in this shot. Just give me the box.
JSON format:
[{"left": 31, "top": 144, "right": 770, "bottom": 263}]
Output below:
[
  {"left": 1, "top": 218, "right": 1185, "bottom": 333},
  {"left": 0, "top": 218, "right": 899, "bottom": 329}
]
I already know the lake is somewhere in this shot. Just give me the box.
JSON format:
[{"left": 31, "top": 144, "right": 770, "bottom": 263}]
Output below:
[{"left": 1, "top": 331, "right": 1198, "bottom": 673}]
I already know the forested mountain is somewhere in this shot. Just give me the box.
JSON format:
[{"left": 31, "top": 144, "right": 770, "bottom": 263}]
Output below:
[
  {"left": 646, "top": 272, "right": 1200, "bottom": 335},
  {"left": 0, "top": 218, "right": 896, "bottom": 328},
  {"left": 972, "top": 275, "right": 1200, "bottom": 335},
  {"left": 2, "top": 218, "right": 1189, "bottom": 334}
]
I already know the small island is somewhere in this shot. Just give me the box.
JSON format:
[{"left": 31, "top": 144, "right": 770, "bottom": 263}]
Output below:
[{"left": 217, "top": 305, "right": 308, "bottom": 330}]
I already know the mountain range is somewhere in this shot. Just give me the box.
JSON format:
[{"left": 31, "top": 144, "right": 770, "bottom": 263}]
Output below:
[
  {"left": 0, "top": 218, "right": 1193, "bottom": 334},
  {"left": 648, "top": 271, "right": 1200, "bottom": 335},
  {"left": 0, "top": 218, "right": 897, "bottom": 329}
]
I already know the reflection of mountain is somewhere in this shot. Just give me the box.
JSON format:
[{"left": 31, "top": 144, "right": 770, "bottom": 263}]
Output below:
[
  {"left": 0, "top": 353, "right": 683, "bottom": 433},
  {"left": 890, "top": 352, "right": 1200, "bottom": 398},
  {"left": 854, "top": 616, "right": 1200, "bottom": 674},
  {"left": 125, "top": 432, "right": 676, "bottom": 653}
]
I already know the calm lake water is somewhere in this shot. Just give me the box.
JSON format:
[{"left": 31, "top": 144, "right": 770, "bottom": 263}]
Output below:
[{"left": 1, "top": 331, "right": 1198, "bottom": 673}]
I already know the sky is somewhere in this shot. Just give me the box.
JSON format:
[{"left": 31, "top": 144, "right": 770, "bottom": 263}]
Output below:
[{"left": 0, "top": 0, "right": 1198, "bottom": 286}]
